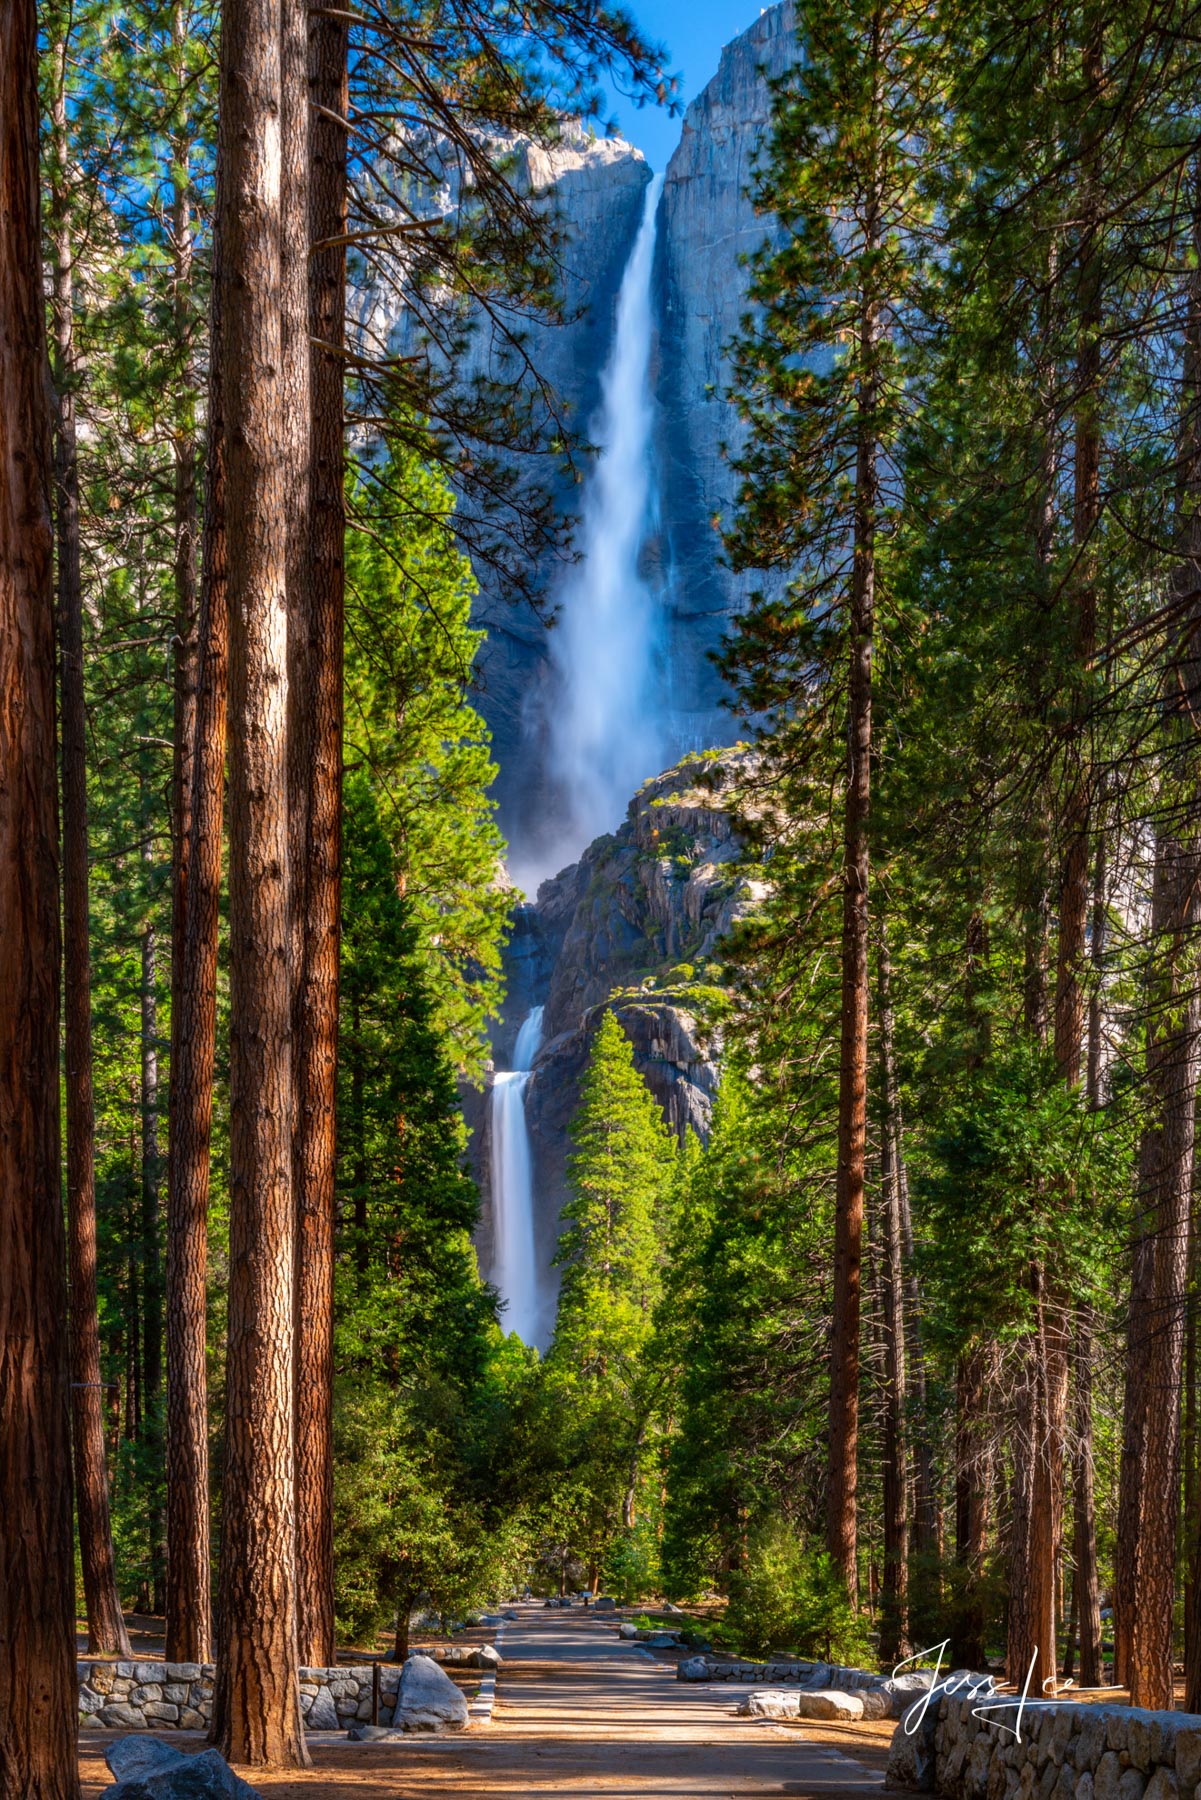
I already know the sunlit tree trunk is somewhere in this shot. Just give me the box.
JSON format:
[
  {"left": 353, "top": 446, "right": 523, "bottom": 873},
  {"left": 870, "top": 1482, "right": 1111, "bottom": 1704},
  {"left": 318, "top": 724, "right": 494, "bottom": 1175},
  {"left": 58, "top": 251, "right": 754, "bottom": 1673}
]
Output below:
[
  {"left": 48, "top": 34, "right": 131, "bottom": 1662},
  {"left": 292, "top": 0, "right": 348, "bottom": 1668},
  {"left": 209, "top": 0, "right": 308, "bottom": 1760},
  {"left": 0, "top": 0, "right": 81, "bottom": 1783}
]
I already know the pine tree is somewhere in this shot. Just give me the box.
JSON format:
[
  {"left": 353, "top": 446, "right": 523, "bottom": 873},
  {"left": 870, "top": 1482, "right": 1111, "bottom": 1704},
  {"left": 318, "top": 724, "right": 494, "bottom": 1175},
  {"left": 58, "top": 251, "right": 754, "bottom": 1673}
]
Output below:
[
  {"left": 724, "top": 0, "right": 942, "bottom": 1601},
  {"left": 543, "top": 1012, "right": 675, "bottom": 1580},
  {"left": 0, "top": 0, "right": 80, "bottom": 1785}
]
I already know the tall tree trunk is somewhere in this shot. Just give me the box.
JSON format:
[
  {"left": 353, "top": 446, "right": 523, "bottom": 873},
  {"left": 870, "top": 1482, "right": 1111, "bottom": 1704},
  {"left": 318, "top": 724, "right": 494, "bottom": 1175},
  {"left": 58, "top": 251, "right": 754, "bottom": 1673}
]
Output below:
[
  {"left": 876, "top": 925, "right": 908, "bottom": 1662},
  {"left": 0, "top": 0, "right": 81, "bottom": 1785},
  {"left": 1008, "top": 1283, "right": 1058, "bottom": 1696},
  {"left": 827, "top": 259, "right": 881, "bottom": 1605},
  {"left": 1186, "top": 1162, "right": 1201, "bottom": 1709},
  {"left": 1127, "top": 831, "right": 1201, "bottom": 1708},
  {"left": 1125, "top": 162, "right": 1201, "bottom": 1714},
  {"left": 141, "top": 818, "right": 165, "bottom": 1613},
  {"left": 48, "top": 43, "right": 131, "bottom": 1662},
  {"left": 954, "top": 1345, "right": 991, "bottom": 1670},
  {"left": 164, "top": 33, "right": 225, "bottom": 1667},
  {"left": 292, "top": 0, "right": 347, "bottom": 1669},
  {"left": 1073, "top": 829, "right": 1107, "bottom": 1689},
  {"left": 210, "top": 0, "right": 308, "bottom": 1761}
]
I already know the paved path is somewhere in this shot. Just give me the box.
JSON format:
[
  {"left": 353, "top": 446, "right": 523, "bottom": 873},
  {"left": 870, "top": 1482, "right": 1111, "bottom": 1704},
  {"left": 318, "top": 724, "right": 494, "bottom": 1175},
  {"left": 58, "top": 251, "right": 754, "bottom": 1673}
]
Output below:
[{"left": 81, "top": 1605, "right": 890, "bottom": 1800}]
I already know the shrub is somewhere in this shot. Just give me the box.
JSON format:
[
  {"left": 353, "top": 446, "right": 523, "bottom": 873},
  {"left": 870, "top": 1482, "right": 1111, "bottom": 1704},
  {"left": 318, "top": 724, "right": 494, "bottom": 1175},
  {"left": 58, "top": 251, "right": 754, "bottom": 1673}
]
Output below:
[{"left": 725, "top": 1520, "right": 873, "bottom": 1664}]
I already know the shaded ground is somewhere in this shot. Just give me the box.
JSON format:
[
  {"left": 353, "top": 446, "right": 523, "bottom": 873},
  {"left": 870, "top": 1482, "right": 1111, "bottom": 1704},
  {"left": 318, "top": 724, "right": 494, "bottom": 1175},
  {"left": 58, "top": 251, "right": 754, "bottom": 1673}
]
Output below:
[{"left": 80, "top": 1607, "right": 892, "bottom": 1798}]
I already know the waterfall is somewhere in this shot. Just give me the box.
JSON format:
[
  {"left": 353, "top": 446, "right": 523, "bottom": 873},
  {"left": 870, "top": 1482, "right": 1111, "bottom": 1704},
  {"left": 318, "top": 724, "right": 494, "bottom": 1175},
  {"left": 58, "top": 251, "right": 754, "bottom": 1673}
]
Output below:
[
  {"left": 489, "top": 1005, "right": 545, "bottom": 1346},
  {"left": 546, "top": 173, "right": 665, "bottom": 863}
]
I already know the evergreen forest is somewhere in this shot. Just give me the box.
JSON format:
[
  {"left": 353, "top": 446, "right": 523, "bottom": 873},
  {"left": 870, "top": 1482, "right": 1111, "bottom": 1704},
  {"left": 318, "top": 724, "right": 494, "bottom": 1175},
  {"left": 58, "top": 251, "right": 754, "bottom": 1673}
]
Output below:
[{"left": 4, "top": 0, "right": 1201, "bottom": 1791}]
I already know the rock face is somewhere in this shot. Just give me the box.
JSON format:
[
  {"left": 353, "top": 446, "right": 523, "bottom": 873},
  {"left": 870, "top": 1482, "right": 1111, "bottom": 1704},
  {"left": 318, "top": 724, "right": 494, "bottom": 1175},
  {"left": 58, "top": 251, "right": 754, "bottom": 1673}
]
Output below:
[
  {"left": 359, "top": 9, "right": 800, "bottom": 855},
  {"left": 652, "top": 1, "right": 797, "bottom": 752},
  {"left": 358, "top": 120, "right": 653, "bottom": 853},
  {"left": 474, "top": 750, "right": 758, "bottom": 1308}
]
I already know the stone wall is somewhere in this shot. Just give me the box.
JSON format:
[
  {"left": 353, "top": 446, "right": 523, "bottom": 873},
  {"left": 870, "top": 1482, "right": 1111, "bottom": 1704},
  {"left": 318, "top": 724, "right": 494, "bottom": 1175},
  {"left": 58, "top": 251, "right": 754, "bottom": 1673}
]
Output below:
[
  {"left": 77, "top": 1662, "right": 401, "bottom": 1732},
  {"left": 888, "top": 1683, "right": 1201, "bottom": 1800}
]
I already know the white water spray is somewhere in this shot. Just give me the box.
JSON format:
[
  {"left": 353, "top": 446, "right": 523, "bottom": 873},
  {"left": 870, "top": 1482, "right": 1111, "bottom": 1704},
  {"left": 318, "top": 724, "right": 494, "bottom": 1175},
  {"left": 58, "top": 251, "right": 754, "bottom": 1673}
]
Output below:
[
  {"left": 547, "top": 174, "right": 665, "bottom": 859},
  {"left": 489, "top": 1005, "right": 545, "bottom": 1346}
]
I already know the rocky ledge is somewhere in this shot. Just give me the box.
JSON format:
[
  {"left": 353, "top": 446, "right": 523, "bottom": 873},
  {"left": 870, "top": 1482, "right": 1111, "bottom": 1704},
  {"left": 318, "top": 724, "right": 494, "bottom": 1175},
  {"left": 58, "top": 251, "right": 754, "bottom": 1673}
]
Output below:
[{"left": 474, "top": 748, "right": 762, "bottom": 1302}]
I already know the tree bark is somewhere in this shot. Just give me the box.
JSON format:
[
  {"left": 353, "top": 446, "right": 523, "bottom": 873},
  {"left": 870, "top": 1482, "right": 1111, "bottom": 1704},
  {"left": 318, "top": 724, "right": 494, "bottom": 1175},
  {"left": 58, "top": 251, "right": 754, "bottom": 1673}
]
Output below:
[
  {"left": 1073, "top": 829, "right": 1107, "bottom": 1689},
  {"left": 827, "top": 256, "right": 881, "bottom": 1606},
  {"left": 1125, "top": 160, "right": 1201, "bottom": 1714},
  {"left": 876, "top": 925, "right": 908, "bottom": 1662},
  {"left": 165, "top": 77, "right": 226, "bottom": 1668},
  {"left": 209, "top": 0, "right": 308, "bottom": 1760},
  {"left": 292, "top": 0, "right": 348, "bottom": 1670},
  {"left": 1127, "top": 831, "right": 1200, "bottom": 1708},
  {"left": 0, "top": 0, "right": 81, "bottom": 1785},
  {"left": 48, "top": 42, "right": 131, "bottom": 1662},
  {"left": 954, "top": 1345, "right": 991, "bottom": 1670}
]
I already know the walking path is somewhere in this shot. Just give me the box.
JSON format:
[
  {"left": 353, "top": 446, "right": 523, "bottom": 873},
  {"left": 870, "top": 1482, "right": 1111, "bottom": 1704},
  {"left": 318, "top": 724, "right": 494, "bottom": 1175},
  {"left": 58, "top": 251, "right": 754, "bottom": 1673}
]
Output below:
[{"left": 80, "top": 1604, "right": 891, "bottom": 1799}]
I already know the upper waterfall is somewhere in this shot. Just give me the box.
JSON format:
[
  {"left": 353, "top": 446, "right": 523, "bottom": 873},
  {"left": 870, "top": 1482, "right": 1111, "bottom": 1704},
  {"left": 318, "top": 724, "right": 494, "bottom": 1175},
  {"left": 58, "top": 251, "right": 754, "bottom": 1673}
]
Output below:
[{"left": 543, "top": 174, "right": 665, "bottom": 877}]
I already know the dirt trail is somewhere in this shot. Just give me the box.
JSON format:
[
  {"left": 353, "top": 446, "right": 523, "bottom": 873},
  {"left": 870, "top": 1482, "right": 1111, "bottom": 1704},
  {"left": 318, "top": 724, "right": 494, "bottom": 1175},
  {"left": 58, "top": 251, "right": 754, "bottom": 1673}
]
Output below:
[{"left": 81, "top": 1604, "right": 891, "bottom": 1799}]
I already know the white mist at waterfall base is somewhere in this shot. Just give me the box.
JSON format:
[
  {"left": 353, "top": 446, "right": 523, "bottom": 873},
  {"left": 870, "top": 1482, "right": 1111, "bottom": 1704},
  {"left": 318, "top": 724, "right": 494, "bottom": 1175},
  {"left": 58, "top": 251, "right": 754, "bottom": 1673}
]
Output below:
[
  {"left": 542, "top": 174, "right": 665, "bottom": 878},
  {"left": 489, "top": 1005, "right": 546, "bottom": 1347}
]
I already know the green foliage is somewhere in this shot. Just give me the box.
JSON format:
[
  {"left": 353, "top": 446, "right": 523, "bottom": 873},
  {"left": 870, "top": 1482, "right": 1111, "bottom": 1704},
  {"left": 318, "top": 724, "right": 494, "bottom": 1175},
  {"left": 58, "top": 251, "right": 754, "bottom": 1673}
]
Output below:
[
  {"left": 659, "top": 1071, "right": 831, "bottom": 1599},
  {"left": 532, "top": 1013, "right": 677, "bottom": 1591},
  {"left": 346, "top": 441, "right": 508, "bottom": 1078},
  {"left": 333, "top": 784, "right": 531, "bottom": 1644},
  {"left": 915, "top": 1040, "right": 1130, "bottom": 1351},
  {"left": 725, "top": 1522, "right": 873, "bottom": 1665}
]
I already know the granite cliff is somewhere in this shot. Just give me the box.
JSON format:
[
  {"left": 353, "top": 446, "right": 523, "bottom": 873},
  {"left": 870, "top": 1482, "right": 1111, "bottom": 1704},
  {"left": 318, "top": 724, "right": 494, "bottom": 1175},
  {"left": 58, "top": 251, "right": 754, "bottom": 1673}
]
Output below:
[
  {"left": 361, "top": 6, "right": 798, "bottom": 856},
  {"left": 471, "top": 750, "right": 763, "bottom": 1311}
]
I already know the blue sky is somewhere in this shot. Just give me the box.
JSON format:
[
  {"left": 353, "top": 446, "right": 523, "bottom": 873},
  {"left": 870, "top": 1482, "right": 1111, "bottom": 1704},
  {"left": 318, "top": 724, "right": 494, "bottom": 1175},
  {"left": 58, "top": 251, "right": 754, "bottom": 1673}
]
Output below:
[{"left": 599, "top": 0, "right": 762, "bottom": 172}]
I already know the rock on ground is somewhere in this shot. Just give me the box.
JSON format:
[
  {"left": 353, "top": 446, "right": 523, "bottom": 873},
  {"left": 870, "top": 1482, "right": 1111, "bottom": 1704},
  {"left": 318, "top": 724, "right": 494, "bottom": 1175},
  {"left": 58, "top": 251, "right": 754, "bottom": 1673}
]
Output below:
[
  {"left": 739, "top": 1691, "right": 804, "bottom": 1720},
  {"left": 394, "top": 1654, "right": 469, "bottom": 1732},
  {"left": 467, "top": 1645, "right": 502, "bottom": 1669},
  {"left": 100, "top": 1738, "right": 259, "bottom": 1799},
  {"left": 677, "top": 1657, "right": 710, "bottom": 1681},
  {"left": 787, "top": 1689, "right": 865, "bottom": 1721}
]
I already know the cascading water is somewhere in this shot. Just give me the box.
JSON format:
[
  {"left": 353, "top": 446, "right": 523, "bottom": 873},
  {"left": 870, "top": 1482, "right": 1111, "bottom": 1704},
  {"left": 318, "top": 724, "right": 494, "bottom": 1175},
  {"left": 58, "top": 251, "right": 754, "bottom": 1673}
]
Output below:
[
  {"left": 546, "top": 173, "right": 665, "bottom": 862},
  {"left": 489, "top": 1005, "right": 545, "bottom": 1346},
  {"left": 490, "top": 182, "right": 667, "bottom": 1340}
]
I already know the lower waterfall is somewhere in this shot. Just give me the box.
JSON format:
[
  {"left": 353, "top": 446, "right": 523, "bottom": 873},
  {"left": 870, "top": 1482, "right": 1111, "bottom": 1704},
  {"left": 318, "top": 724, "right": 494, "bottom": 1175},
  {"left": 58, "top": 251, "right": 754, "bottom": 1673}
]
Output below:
[{"left": 489, "top": 1005, "right": 545, "bottom": 1347}]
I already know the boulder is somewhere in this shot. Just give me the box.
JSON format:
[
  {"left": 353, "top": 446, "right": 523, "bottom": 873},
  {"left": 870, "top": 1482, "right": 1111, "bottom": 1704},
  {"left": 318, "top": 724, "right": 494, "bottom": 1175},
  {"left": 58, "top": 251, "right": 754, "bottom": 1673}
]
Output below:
[
  {"left": 593, "top": 1597, "right": 617, "bottom": 1612},
  {"left": 640, "top": 1632, "right": 679, "bottom": 1648},
  {"left": 467, "top": 1645, "right": 502, "bottom": 1669},
  {"left": 106, "top": 1742, "right": 186, "bottom": 1783},
  {"left": 677, "top": 1657, "right": 711, "bottom": 1682},
  {"left": 789, "top": 1689, "right": 865, "bottom": 1721},
  {"left": 740, "top": 1690, "right": 803, "bottom": 1720},
  {"left": 393, "top": 1654, "right": 469, "bottom": 1732},
  {"left": 620, "top": 1623, "right": 640, "bottom": 1640},
  {"left": 99, "top": 1740, "right": 259, "bottom": 1799}
]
